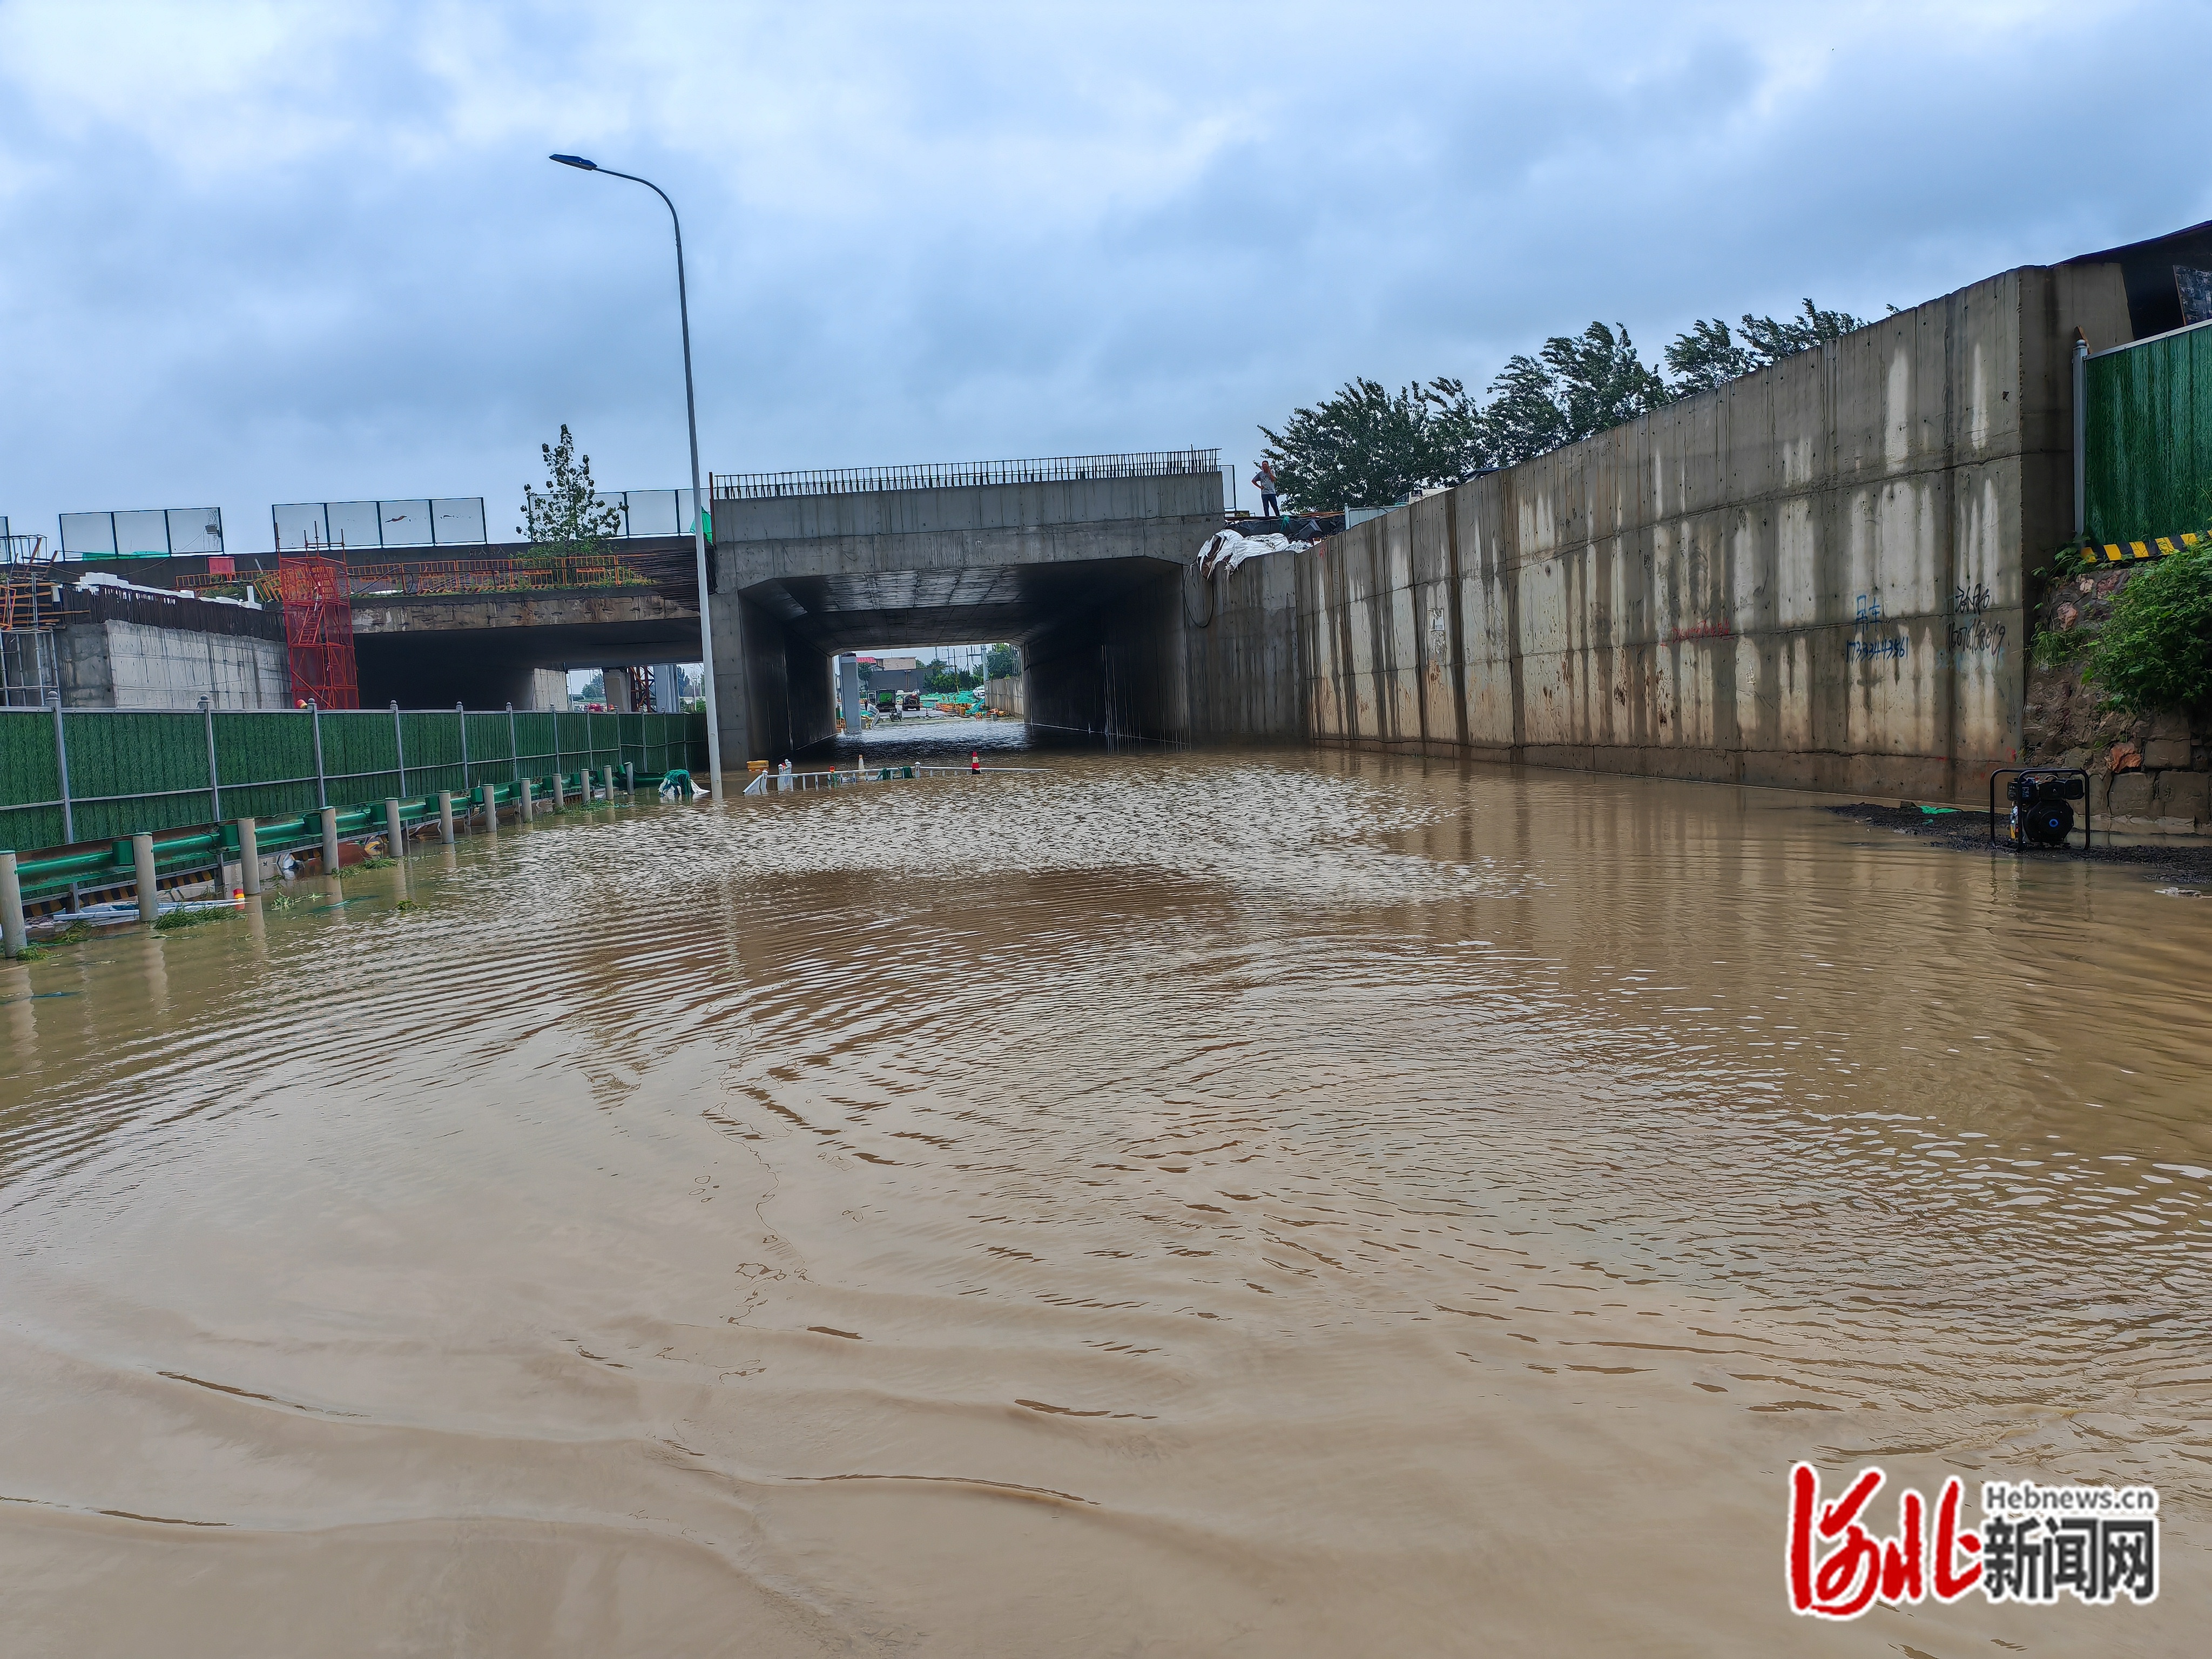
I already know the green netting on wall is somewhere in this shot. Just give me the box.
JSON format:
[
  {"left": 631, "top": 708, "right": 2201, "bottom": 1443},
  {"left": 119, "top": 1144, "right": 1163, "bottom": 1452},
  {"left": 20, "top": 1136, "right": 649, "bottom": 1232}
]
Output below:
[
  {"left": 0, "top": 707, "right": 706, "bottom": 855},
  {"left": 2085, "top": 321, "right": 2212, "bottom": 547}
]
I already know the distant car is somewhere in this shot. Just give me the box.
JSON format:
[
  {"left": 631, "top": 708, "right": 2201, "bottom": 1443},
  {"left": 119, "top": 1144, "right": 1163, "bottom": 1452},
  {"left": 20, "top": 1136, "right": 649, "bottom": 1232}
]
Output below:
[{"left": 902, "top": 693, "right": 921, "bottom": 711}]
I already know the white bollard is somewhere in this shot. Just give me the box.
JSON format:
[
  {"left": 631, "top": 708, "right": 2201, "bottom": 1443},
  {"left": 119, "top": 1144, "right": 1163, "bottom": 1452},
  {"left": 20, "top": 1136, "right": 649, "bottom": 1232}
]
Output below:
[
  {"left": 1, "top": 852, "right": 25, "bottom": 958},
  {"left": 518, "top": 779, "right": 534, "bottom": 822},
  {"left": 237, "top": 817, "right": 260, "bottom": 896},
  {"left": 384, "top": 798, "right": 404, "bottom": 857},
  {"left": 437, "top": 791, "right": 455, "bottom": 844},
  {"left": 552, "top": 771, "right": 567, "bottom": 811},
  {"left": 602, "top": 764, "right": 615, "bottom": 802},
  {"left": 319, "top": 806, "right": 340, "bottom": 875},
  {"left": 133, "top": 832, "right": 159, "bottom": 923}
]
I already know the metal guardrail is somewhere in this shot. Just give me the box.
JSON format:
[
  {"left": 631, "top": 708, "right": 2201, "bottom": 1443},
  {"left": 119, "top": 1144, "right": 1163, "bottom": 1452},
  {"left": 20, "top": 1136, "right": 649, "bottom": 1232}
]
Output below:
[
  {"left": 712, "top": 449, "right": 1220, "bottom": 500},
  {"left": 743, "top": 763, "right": 1048, "bottom": 796},
  {"left": 1, "top": 768, "right": 666, "bottom": 936},
  {"left": 2, "top": 705, "right": 706, "bottom": 855}
]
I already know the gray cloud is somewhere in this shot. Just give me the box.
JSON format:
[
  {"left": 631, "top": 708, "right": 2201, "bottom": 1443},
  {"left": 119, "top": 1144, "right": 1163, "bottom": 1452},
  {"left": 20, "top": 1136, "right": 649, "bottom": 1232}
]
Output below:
[{"left": 1, "top": 1, "right": 2205, "bottom": 550}]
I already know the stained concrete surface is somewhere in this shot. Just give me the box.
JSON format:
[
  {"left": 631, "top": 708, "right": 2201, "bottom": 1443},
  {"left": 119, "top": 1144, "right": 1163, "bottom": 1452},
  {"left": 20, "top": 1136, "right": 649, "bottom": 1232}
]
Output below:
[{"left": 1298, "top": 261, "right": 2134, "bottom": 804}]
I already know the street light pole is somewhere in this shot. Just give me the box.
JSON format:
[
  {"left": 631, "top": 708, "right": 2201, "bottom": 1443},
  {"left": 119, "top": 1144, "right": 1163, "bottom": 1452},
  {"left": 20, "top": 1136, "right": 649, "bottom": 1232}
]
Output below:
[{"left": 550, "top": 153, "right": 725, "bottom": 801}]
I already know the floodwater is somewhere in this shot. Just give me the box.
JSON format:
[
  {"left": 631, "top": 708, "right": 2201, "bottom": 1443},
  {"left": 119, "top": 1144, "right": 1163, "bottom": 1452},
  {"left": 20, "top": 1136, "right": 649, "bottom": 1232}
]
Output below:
[{"left": 1, "top": 746, "right": 2206, "bottom": 1656}]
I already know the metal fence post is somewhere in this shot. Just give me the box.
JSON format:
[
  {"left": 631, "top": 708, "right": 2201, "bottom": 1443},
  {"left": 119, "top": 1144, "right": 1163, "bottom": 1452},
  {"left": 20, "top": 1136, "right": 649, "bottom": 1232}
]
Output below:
[
  {"left": 200, "top": 694, "right": 221, "bottom": 824},
  {"left": 507, "top": 702, "right": 519, "bottom": 786},
  {"left": 133, "top": 832, "right": 158, "bottom": 922},
  {"left": 237, "top": 817, "right": 260, "bottom": 896},
  {"left": 392, "top": 700, "right": 407, "bottom": 797},
  {"left": 309, "top": 698, "right": 327, "bottom": 810},
  {"left": 456, "top": 702, "right": 469, "bottom": 800},
  {"left": 48, "top": 693, "right": 73, "bottom": 843},
  {"left": 1, "top": 852, "right": 24, "bottom": 958},
  {"left": 2073, "top": 335, "right": 2089, "bottom": 543}
]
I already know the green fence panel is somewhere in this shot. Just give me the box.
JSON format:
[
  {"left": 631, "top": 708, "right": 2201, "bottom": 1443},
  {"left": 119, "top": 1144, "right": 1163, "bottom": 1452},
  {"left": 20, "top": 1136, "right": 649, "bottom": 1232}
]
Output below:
[
  {"left": 1, "top": 709, "right": 706, "bottom": 855},
  {"left": 207, "top": 707, "right": 321, "bottom": 826},
  {"left": 2085, "top": 321, "right": 2212, "bottom": 546},
  {"left": 61, "top": 712, "right": 216, "bottom": 844},
  {"left": 514, "top": 711, "right": 559, "bottom": 780},
  {"left": 462, "top": 712, "right": 512, "bottom": 793},
  {"left": 0, "top": 710, "right": 67, "bottom": 851},
  {"left": 397, "top": 711, "right": 467, "bottom": 801},
  {"left": 316, "top": 709, "right": 402, "bottom": 810}
]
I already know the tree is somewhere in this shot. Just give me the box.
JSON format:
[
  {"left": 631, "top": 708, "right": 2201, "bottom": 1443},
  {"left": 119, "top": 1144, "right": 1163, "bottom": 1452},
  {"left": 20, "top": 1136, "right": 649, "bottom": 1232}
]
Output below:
[
  {"left": 1258, "top": 378, "right": 1464, "bottom": 511},
  {"left": 984, "top": 642, "right": 1019, "bottom": 679},
  {"left": 1263, "top": 298, "right": 1878, "bottom": 494},
  {"left": 1666, "top": 299, "right": 1874, "bottom": 394},
  {"left": 519, "top": 424, "right": 622, "bottom": 558},
  {"left": 1478, "top": 323, "right": 1673, "bottom": 468}
]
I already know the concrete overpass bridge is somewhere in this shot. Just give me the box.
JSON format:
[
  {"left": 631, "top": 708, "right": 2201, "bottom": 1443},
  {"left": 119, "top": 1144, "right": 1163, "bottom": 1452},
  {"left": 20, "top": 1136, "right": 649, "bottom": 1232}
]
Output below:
[
  {"left": 342, "top": 538, "right": 702, "bottom": 707},
  {"left": 46, "top": 451, "right": 1304, "bottom": 756},
  {"left": 705, "top": 450, "right": 1240, "bottom": 763}
]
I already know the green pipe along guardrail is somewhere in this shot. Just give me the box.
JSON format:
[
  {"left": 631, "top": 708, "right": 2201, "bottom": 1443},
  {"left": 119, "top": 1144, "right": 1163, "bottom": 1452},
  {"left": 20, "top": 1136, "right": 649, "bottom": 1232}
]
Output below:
[{"left": 0, "top": 705, "right": 707, "bottom": 885}]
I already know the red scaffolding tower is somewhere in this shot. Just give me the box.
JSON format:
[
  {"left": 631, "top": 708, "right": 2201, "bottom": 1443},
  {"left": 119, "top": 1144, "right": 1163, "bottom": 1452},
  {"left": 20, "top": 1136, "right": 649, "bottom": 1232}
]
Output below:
[{"left": 276, "top": 553, "right": 360, "bottom": 709}]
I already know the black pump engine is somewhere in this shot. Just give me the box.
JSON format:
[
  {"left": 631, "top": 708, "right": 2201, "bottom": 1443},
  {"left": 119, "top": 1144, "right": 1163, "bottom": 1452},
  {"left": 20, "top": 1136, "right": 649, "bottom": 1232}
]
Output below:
[{"left": 1997, "top": 770, "right": 2088, "bottom": 849}]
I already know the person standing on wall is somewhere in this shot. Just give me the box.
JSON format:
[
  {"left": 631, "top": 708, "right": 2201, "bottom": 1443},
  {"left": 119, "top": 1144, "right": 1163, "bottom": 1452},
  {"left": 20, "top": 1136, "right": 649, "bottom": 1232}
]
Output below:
[{"left": 1253, "top": 460, "right": 1279, "bottom": 518}]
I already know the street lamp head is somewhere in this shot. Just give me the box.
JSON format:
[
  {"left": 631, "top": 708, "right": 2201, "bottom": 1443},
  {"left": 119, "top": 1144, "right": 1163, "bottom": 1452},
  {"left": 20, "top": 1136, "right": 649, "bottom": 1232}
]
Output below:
[{"left": 549, "top": 153, "right": 598, "bottom": 171}]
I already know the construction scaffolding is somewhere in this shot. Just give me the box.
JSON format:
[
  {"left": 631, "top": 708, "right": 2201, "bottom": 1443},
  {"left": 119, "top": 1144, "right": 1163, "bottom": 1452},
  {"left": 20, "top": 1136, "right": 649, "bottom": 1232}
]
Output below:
[
  {"left": 275, "top": 553, "right": 360, "bottom": 709},
  {"left": 1, "top": 535, "right": 60, "bottom": 708}
]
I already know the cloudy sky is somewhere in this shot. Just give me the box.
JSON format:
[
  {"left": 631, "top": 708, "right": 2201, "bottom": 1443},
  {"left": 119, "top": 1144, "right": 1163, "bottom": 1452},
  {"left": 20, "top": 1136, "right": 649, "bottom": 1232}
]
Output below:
[{"left": 2, "top": 0, "right": 2205, "bottom": 552}]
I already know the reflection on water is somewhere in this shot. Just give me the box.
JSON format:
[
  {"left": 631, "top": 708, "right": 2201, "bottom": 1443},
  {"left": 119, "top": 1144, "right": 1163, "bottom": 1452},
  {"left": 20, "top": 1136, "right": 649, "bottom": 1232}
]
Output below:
[{"left": 1, "top": 750, "right": 2206, "bottom": 1655}]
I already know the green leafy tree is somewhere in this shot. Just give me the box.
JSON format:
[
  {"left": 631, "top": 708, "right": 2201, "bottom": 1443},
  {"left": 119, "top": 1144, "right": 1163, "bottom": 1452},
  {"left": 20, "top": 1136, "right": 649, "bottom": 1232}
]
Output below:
[
  {"left": 1665, "top": 299, "right": 1874, "bottom": 393},
  {"left": 1259, "top": 378, "right": 1466, "bottom": 510},
  {"left": 2087, "top": 542, "right": 2212, "bottom": 711},
  {"left": 519, "top": 424, "right": 623, "bottom": 558},
  {"left": 1479, "top": 323, "right": 1674, "bottom": 468},
  {"left": 985, "top": 642, "right": 1019, "bottom": 679},
  {"left": 1264, "top": 298, "right": 1879, "bottom": 495}
]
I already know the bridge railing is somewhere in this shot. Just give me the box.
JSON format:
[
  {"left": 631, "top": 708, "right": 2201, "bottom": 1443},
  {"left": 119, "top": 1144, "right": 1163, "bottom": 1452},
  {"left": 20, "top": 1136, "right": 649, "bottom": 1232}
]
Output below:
[
  {"left": 712, "top": 449, "right": 1222, "bottom": 500},
  {"left": 0, "top": 705, "right": 707, "bottom": 858}
]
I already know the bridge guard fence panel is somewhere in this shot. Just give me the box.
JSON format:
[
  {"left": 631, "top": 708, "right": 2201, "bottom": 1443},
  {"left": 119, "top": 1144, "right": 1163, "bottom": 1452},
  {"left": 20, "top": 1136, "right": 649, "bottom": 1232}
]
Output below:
[
  {"left": 0, "top": 708, "right": 710, "bottom": 860},
  {"left": 2085, "top": 320, "right": 2212, "bottom": 548}
]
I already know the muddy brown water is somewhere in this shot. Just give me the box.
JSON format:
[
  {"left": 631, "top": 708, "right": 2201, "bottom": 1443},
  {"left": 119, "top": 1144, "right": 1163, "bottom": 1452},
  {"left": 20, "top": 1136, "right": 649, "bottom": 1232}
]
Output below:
[{"left": 1, "top": 748, "right": 2206, "bottom": 1656}]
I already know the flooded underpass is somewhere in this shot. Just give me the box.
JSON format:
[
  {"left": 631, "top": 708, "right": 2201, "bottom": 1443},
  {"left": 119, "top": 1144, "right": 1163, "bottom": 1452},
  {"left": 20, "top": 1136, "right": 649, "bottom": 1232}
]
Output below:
[{"left": 1, "top": 750, "right": 2206, "bottom": 1656}]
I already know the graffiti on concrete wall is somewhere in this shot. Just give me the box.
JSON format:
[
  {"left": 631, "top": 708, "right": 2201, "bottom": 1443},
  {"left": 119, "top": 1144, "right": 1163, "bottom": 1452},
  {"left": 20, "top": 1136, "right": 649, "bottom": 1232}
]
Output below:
[{"left": 1846, "top": 635, "right": 1908, "bottom": 662}]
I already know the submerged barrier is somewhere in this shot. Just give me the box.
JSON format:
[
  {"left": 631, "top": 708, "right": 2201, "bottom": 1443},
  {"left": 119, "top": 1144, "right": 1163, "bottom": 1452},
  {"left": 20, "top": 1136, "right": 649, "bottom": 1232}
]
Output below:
[{"left": 743, "top": 763, "right": 1049, "bottom": 795}]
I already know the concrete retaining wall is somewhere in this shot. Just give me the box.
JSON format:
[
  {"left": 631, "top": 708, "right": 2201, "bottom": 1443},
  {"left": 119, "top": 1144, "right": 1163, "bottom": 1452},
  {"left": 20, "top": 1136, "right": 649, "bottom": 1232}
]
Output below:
[
  {"left": 1184, "top": 552, "right": 1302, "bottom": 743},
  {"left": 53, "top": 588, "right": 292, "bottom": 710},
  {"left": 1297, "top": 263, "right": 2132, "bottom": 801}
]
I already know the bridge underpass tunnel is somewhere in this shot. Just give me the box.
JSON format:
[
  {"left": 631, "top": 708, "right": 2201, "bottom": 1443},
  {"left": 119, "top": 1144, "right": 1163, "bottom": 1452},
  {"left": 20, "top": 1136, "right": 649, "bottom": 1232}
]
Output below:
[{"left": 705, "top": 455, "right": 1223, "bottom": 764}]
